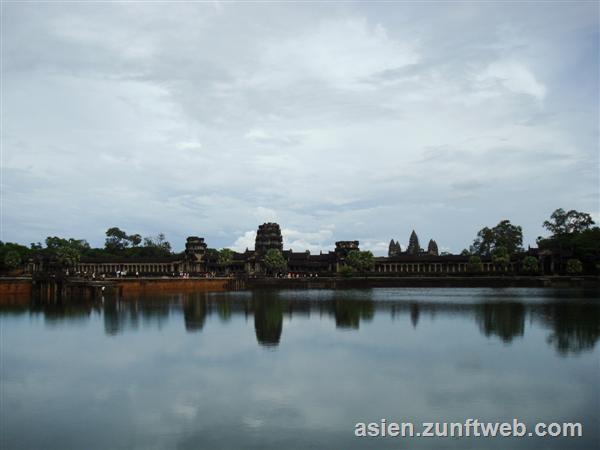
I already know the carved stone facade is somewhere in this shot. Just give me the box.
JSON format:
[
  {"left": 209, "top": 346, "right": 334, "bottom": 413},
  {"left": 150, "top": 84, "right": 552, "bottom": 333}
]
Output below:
[
  {"left": 185, "top": 237, "right": 207, "bottom": 262},
  {"left": 406, "top": 230, "right": 421, "bottom": 255},
  {"left": 334, "top": 241, "right": 359, "bottom": 258},
  {"left": 427, "top": 239, "right": 439, "bottom": 256},
  {"left": 255, "top": 223, "right": 283, "bottom": 255},
  {"left": 388, "top": 239, "right": 402, "bottom": 257}
]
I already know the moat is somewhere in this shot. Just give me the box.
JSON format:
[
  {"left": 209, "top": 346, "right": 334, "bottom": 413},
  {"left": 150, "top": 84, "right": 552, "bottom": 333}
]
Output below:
[{"left": 1, "top": 287, "right": 598, "bottom": 449}]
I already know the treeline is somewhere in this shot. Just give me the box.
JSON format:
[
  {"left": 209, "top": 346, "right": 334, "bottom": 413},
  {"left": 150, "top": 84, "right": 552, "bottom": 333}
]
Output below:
[
  {"left": 0, "top": 227, "right": 178, "bottom": 272},
  {"left": 0, "top": 208, "right": 598, "bottom": 274},
  {"left": 462, "top": 208, "right": 598, "bottom": 274}
]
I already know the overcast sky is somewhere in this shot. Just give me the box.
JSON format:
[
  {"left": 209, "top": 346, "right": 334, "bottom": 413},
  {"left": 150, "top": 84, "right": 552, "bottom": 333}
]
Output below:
[{"left": 2, "top": 1, "right": 598, "bottom": 255}]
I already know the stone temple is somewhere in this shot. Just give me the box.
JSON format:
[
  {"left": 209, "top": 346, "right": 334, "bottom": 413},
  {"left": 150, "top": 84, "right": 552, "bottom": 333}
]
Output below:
[
  {"left": 29, "top": 222, "right": 522, "bottom": 276},
  {"left": 255, "top": 222, "right": 283, "bottom": 255}
]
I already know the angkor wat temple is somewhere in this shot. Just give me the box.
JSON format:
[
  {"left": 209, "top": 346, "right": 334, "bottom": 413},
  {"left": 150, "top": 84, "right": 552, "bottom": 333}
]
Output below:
[{"left": 39, "top": 222, "right": 535, "bottom": 277}]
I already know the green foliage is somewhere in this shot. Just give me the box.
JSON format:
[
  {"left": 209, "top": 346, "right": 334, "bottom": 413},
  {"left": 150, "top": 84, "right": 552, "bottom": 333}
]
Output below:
[
  {"left": 543, "top": 208, "right": 595, "bottom": 236},
  {"left": 34, "top": 230, "right": 174, "bottom": 262},
  {"left": 338, "top": 265, "right": 354, "bottom": 277},
  {"left": 521, "top": 256, "right": 539, "bottom": 274},
  {"left": 104, "top": 227, "right": 167, "bottom": 254},
  {"left": 46, "top": 237, "right": 90, "bottom": 253},
  {"left": 491, "top": 246, "right": 510, "bottom": 271},
  {"left": 460, "top": 249, "right": 471, "bottom": 256},
  {"left": 263, "top": 249, "right": 287, "bottom": 275},
  {"left": 142, "top": 233, "right": 172, "bottom": 256},
  {"left": 0, "top": 241, "right": 32, "bottom": 272},
  {"left": 105, "top": 227, "right": 129, "bottom": 251},
  {"left": 467, "top": 255, "right": 483, "bottom": 273},
  {"left": 538, "top": 209, "right": 599, "bottom": 273},
  {"left": 345, "top": 250, "right": 374, "bottom": 272},
  {"left": 471, "top": 220, "right": 523, "bottom": 256},
  {"left": 4, "top": 250, "right": 21, "bottom": 269},
  {"left": 56, "top": 245, "right": 80, "bottom": 266},
  {"left": 218, "top": 248, "right": 234, "bottom": 265},
  {"left": 129, "top": 234, "right": 142, "bottom": 247},
  {"left": 566, "top": 259, "right": 583, "bottom": 274}
]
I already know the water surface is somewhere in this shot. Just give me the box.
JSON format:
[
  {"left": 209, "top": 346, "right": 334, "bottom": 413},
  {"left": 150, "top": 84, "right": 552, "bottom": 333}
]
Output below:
[{"left": 1, "top": 287, "right": 599, "bottom": 449}]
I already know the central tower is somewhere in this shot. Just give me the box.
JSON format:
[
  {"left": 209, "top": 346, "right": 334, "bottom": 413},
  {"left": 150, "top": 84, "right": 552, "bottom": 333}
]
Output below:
[{"left": 255, "top": 222, "right": 283, "bottom": 255}]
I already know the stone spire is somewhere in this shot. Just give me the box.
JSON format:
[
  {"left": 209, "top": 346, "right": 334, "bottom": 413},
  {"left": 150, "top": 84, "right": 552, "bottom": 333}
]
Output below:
[
  {"left": 388, "top": 239, "right": 401, "bottom": 257},
  {"left": 427, "top": 239, "right": 439, "bottom": 256},
  {"left": 406, "top": 230, "right": 421, "bottom": 255}
]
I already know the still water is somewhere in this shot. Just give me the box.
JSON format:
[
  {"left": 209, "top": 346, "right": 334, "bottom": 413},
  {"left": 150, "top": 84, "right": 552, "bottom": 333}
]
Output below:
[{"left": 1, "top": 288, "right": 599, "bottom": 449}]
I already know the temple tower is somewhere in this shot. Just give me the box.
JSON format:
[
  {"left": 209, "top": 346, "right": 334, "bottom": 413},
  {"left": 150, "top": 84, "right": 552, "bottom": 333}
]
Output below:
[
  {"left": 335, "top": 241, "right": 359, "bottom": 259},
  {"left": 406, "top": 230, "right": 421, "bottom": 255},
  {"left": 185, "top": 236, "right": 207, "bottom": 262},
  {"left": 255, "top": 223, "right": 283, "bottom": 255},
  {"left": 388, "top": 239, "right": 402, "bottom": 257},
  {"left": 427, "top": 239, "right": 439, "bottom": 256}
]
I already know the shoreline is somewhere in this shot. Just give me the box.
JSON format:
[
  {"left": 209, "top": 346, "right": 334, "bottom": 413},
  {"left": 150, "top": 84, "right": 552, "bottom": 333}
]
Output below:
[{"left": 0, "top": 275, "right": 598, "bottom": 302}]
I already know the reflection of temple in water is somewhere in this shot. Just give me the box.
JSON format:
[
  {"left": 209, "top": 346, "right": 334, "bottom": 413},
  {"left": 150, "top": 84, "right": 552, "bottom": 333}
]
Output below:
[
  {"left": 253, "top": 294, "right": 283, "bottom": 346},
  {"left": 5, "top": 291, "right": 598, "bottom": 355}
]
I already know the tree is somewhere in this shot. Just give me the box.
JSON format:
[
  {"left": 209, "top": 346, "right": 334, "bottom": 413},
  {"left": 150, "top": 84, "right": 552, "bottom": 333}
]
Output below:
[
  {"left": 218, "top": 248, "right": 234, "bottom": 266},
  {"left": 263, "top": 249, "right": 287, "bottom": 275},
  {"left": 521, "top": 256, "right": 539, "bottom": 274},
  {"left": 128, "top": 234, "right": 142, "bottom": 247},
  {"left": 156, "top": 233, "right": 169, "bottom": 249},
  {"left": 4, "top": 250, "right": 21, "bottom": 269},
  {"left": 460, "top": 249, "right": 471, "bottom": 256},
  {"left": 39, "top": 237, "right": 87, "bottom": 267},
  {"left": 338, "top": 265, "right": 354, "bottom": 277},
  {"left": 471, "top": 220, "right": 523, "bottom": 256},
  {"left": 345, "top": 250, "right": 374, "bottom": 272},
  {"left": 142, "top": 233, "right": 172, "bottom": 257},
  {"left": 492, "top": 246, "right": 510, "bottom": 272},
  {"left": 0, "top": 242, "right": 31, "bottom": 269},
  {"left": 543, "top": 208, "right": 595, "bottom": 236},
  {"left": 566, "top": 259, "right": 583, "bottom": 274},
  {"left": 470, "top": 227, "right": 494, "bottom": 256},
  {"left": 493, "top": 220, "right": 523, "bottom": 255},
  {"left": 105, "top": 227, "right": 129, "bottom": 251},
  {"left": 56, "top": 245, "right": 80, "bottom": 267},
  {"left": 467, "top": 255, "right": 483, "bottom": 273},
  {"left": 218, "top": 248, "right": 234, "bottom": 275},
  {"left": 538, "top": 210, "right": 599, "bottom": 273}
]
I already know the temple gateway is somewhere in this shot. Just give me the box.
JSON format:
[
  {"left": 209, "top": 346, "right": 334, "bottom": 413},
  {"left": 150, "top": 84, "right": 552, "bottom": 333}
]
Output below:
[{"left": 34, "top": 222, "right": 525, "bottom": 276}]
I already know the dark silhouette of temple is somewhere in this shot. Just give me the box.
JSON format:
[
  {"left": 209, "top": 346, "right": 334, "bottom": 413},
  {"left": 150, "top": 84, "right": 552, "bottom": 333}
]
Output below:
[{"left": 29, "top": 222, "right": 537, "bottom": 276}]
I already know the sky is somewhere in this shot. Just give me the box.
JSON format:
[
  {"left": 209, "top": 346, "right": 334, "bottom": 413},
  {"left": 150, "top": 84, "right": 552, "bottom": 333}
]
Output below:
[{"left": 2, "top": 1, "right": 598, "bottom": 255}]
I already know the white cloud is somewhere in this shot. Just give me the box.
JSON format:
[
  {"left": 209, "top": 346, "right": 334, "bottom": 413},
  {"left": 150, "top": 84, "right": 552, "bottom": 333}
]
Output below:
[
  {"left": 257, "top": 18, "right": 419, "bottom": 90},
  {"left": 230, "top": 231, "right": 256, "bottom": 252},
  {"left": 253, "top": 207, "right": 277, "bottom": 223},
  {"left": 2, "top": 3, "right": 597, "bottom": 252},
  {"left": 476, "top": 60, "right": 547, "bottom": 100},
  {"left": 177, "top": 141, "right": 203, "bottom": 151},
  {"left": 282, "top": 226, "right": 336, "bottom": 253}
]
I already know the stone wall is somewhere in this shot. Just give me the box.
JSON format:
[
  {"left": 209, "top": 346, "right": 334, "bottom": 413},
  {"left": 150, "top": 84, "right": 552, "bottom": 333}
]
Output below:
[
  {"left": 116, "top": 278, "right": 234, "bottom": 295},
  {"left": 0, "top": 278, "right": 32, "bottom": 297}
]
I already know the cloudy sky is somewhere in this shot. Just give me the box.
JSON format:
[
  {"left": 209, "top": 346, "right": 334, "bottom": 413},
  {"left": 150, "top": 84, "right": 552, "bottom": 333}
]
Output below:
[{"left": 2, "top": 1, "right": 598, "bottom": 254}]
